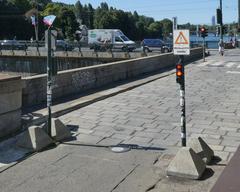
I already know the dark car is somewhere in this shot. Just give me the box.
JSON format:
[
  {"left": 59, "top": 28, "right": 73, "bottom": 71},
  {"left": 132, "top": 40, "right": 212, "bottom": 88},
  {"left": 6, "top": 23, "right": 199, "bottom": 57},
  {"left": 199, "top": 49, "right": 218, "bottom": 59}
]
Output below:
[
  {"left": 56, "top": 40, "right": 74, "bottom": 51},
  {"left": 141, "top": 39, "right": 171, "bottom": 53},
  {"left": 0, "top": 40, "right": 27, "bottom": 50}
]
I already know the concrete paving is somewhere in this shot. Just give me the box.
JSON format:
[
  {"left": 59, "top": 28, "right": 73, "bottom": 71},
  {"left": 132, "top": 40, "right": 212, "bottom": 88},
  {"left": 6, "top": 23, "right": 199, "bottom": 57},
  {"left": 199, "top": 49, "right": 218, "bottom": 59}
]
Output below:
[
  {"left": 0, "top": 49, "right": 240, "bottom": 191},
  {"left": 58, "top": 49, "right": 240, "bottom": 161}
]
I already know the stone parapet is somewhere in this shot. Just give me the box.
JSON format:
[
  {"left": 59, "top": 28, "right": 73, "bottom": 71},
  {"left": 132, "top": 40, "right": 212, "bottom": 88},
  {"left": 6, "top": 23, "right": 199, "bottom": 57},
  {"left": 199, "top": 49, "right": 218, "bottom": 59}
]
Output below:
[{"left": 22, "top": 48, "right": 202, "bottom": 107}]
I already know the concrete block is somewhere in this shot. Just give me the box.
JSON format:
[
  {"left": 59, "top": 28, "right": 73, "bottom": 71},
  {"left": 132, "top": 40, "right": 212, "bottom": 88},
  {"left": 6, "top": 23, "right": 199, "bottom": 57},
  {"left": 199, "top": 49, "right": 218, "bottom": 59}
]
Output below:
[
  {"left": 166, "top": 147, "right": 206, "bottom": 179},
  {"left": 51, "top": 118, "right": 72, "bottom": 141},
  {"left": 188, "top": 137, "right": 214, "bottom": 164},
  {"left": 17, "top": 126, "right": 53, "bottom": 151}
]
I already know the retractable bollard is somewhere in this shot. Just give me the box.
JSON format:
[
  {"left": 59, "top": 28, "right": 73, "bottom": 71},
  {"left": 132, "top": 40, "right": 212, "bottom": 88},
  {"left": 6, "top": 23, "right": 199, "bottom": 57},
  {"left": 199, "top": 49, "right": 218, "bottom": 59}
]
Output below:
[
  {"left": 166, "top": 29, "right": 207, "bottom": 179},
  {"left": 166, "top": 55, "right": 206, "bottom": 180},
  {"left": 176, "top": 56, "right": 186, "bottom": 147}
]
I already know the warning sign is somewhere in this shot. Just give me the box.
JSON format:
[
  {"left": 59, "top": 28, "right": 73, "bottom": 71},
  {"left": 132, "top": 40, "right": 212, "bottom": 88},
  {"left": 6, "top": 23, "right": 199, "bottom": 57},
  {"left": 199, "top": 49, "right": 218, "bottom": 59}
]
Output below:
[{"left": 173, "top": 30, "right": 190, "bottom": 55}]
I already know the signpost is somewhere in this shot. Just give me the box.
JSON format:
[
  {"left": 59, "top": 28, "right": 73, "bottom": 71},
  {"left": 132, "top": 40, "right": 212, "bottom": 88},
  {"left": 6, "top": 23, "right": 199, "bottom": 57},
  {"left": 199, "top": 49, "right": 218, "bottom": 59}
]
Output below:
[
  {"left": 173, "top": 30, "right": 190, "bottom": 147},
  {"left": 46, "top": 29, "right": 52, "bottom": 136},
  {"left": 44, "top": 15, "right": 56, "bottom": 137}
]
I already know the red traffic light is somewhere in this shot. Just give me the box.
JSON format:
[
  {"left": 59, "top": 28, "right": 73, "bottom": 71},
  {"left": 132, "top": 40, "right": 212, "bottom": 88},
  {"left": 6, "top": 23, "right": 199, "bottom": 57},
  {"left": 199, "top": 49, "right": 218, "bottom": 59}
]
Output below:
[
  {"left": 200, "top": 27, "right": 206, "bottom": 32},
  {"left": 176, "top": 71, "right": 183, "bottom": 76},
  {"left": 199, "top": 26, "right": 208, "bottom": 38},
  {"left": 176, "top": 64, "right": 183, "bottom": 77},
  {"left": 176, "top": 64, "right": 182, "bottom": 70}
]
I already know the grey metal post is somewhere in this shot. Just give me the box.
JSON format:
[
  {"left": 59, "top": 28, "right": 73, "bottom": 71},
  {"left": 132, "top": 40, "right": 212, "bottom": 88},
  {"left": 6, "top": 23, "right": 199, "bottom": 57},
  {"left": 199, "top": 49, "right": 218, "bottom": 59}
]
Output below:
[
  {"left": 238, "top": 0, "right": 240, "bottom": 27},
  {"left": 178, "top": 55, "right": 186, "bottom": 147},
  {"left": 203, "top": 37, "right": 205, "bottom": 62},
  {"left": 220, "top": 0, "right": 223, "bottom": 44},
  {"left": 173, "top": 17, "right": 178, "bottom": 31},
  {"left": 33, "top": 0, "right": 39, "bottom": 42},
  {"left": 47, "top": 29, "right": 52, "bottom": 137}
]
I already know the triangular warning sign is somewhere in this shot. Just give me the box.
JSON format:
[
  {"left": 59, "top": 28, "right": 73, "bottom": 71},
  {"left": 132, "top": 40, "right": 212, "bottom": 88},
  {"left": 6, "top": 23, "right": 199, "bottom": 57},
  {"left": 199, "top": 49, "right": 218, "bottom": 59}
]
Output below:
[{"left": 175, "top": 32, "right": 189, "bottom": 45}]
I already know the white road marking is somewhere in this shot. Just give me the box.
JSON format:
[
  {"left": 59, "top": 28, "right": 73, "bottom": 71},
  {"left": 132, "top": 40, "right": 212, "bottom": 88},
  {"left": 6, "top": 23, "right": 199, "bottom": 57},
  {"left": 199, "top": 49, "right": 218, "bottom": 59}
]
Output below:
[
  {"left": 197, "top": 61, "right": 211, "bottom": 67},
  {"left": 210, "top": 62, "right": 223, "bottom": 66},
  {"left": 226, "top": 71, "right": 240, "bottom": 74},
  {"left": 226, "top": 62, "right": 235, "bottom": 68}
]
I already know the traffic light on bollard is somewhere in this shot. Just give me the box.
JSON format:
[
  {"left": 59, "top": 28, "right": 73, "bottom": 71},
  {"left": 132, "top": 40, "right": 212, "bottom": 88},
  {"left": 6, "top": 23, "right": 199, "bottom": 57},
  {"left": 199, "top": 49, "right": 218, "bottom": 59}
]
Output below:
[{"left": 176, "top": 63, "right": 184, "bottom": 84}]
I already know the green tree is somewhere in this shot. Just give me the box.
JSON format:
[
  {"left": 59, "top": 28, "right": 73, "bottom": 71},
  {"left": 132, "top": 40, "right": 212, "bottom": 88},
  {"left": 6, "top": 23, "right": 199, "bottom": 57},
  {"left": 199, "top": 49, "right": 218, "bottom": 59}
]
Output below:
[
  {"left": 148, "top": 22, "right": 163, "bottom": 38},
  {"left": 74, "top": 0, "right": 83, "bottom": 24},
  {"left": 59, "top": 7, "right": 78, "bottom": 40},
  {"left": 160, "top": 18, "right": 172, "bottom": 37}
]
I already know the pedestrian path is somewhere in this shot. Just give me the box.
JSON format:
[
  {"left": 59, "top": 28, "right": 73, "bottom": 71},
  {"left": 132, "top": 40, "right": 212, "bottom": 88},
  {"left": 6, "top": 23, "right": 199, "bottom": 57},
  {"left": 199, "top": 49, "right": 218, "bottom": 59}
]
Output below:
[{"left": 57, "top": 49, "right": 240, "bottom": 164}]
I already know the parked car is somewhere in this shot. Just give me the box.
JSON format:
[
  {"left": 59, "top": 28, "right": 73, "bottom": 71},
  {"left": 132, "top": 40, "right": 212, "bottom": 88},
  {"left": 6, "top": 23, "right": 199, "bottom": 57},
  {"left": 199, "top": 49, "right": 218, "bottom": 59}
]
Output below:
[
  {"left": 56, "top": 40, "right": 74, "bottom": 51},
  {"left": 0, "top": 40, "right": 27, "bottom": 50},
  {"left": 141, "top": 39, "right": 171, "bottom": 53}
]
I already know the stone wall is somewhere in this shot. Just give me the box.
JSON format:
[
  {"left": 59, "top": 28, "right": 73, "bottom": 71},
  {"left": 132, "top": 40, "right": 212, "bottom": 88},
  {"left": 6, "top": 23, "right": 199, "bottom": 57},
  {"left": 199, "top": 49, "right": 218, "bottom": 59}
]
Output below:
[
  {"left": 0, "top": 56, "right": 106, "bottom": 76},
  {"left": 22, "top": 48, "right": 202, "bottom": 107},
  {"left": 0, "top": 74, "right": 23, "bottom": 138}
]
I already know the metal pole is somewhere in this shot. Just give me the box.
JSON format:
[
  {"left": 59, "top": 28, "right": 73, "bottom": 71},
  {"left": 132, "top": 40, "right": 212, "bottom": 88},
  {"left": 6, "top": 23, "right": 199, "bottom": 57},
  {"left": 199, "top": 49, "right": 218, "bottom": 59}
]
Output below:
[
  {"left": 35, "top": 0, "right": 39, "bottom": 41},
  {"left": 173, "top": 17, "right": 178, "bottom": 31},
  {"left": 220, "top": 0, "right": 223, "bottom": 44},
  {"left": 178, "top": 55, "right": 186, "bottom": 147},
  {"left": 47, "top": 29, "right": 52, "bottom": 136},
  {"left": 203, "top": 37, "right": 205, "bottom": 62},
  {"left": 238, "top": 0, "right": 240, "bottom": 27},
  {"left": 34, "top": 24, "right": 38, "bottom": 42}
]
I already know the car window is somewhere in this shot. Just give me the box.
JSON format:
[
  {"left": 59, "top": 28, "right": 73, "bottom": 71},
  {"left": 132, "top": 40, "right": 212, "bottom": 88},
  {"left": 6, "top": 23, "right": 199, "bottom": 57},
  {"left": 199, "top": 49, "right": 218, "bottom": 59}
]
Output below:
[
  {"left": 120, "top": 36, "right": 129, "bottom": 41},
  {"left": 115, "top": 36, "right": 122, "bottom": 42}
]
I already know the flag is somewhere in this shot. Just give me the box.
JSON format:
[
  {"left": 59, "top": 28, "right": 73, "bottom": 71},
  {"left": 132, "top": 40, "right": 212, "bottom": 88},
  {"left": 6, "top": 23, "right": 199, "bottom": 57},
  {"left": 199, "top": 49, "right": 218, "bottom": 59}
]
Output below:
[
  {"left": 43, "top": 15, "right": 56, "bottom": 27},
  {"left": 31, "top": 16, "right": 36, "bottom": 26}
]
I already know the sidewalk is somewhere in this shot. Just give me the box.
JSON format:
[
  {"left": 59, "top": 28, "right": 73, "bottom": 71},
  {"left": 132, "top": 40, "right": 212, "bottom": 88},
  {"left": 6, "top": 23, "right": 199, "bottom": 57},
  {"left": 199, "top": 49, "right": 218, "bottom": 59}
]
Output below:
[{"left": 0, "top": 49, "right": 240, "bottom": 192}]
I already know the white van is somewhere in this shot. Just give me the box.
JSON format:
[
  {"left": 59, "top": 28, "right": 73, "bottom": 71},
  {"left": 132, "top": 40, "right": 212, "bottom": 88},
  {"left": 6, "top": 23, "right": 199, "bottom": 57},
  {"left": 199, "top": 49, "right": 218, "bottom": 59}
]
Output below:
[{"left": 88, "top": 29, "right": 136, "bottom": 51}]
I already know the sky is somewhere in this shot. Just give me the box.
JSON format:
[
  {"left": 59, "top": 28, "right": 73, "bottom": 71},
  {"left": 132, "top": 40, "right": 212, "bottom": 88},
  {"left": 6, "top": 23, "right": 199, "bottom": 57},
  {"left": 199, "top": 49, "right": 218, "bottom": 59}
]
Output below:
[{"left": 53, "top": 0, "right": 238, "bottom": 25}]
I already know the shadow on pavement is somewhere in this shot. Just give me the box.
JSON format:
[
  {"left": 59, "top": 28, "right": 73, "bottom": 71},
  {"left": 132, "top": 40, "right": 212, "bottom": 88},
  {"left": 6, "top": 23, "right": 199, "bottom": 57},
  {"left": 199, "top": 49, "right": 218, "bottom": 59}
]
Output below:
[
  {"left": 60, "top": 142, "right": 165, "bottom": 151},
  {"left": 199, "top": 168, "right": 215, "bottom": 181}
]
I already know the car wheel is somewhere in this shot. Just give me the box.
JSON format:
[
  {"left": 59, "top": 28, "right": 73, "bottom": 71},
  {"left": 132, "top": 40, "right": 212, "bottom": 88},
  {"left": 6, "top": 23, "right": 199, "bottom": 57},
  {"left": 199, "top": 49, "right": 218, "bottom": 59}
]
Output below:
[
  {"left": 162, "top": 48, "right": 168, "bottom": 53},
  {"left": 143, "top": 47, "right": 150, "bottom": 53}
]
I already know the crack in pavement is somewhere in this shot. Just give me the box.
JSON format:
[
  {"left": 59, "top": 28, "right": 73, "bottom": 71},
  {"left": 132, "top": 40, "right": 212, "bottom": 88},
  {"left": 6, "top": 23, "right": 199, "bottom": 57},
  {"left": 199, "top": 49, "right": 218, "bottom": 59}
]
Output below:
[{"left": 110, "top": 164, "right": 140, "bottom": 192}]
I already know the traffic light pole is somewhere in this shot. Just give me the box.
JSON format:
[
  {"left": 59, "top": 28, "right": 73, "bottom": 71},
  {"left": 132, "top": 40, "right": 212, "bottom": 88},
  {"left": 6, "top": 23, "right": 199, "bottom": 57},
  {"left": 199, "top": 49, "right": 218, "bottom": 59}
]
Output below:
[
  {"left": 238, "top": 0, "right": 240, "bottom": 27},
  {"left": 220, "top": 0, "right": 223, "bottom": 46},
  {"left": 47, "top": 28, "right": 52, "bottom": 137},
  {"left": 177, "top": 56, "right": 186, "bottom": 147},
  {"left": 203, "top": 37, "right": 205, "bottom": 62}
]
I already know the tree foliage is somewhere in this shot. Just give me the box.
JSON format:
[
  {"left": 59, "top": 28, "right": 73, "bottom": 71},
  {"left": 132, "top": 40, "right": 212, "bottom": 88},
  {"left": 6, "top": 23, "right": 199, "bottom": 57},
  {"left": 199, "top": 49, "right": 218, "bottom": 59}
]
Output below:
[{"left": 0, "top": 0, "right": 174, "bottom": 41}]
